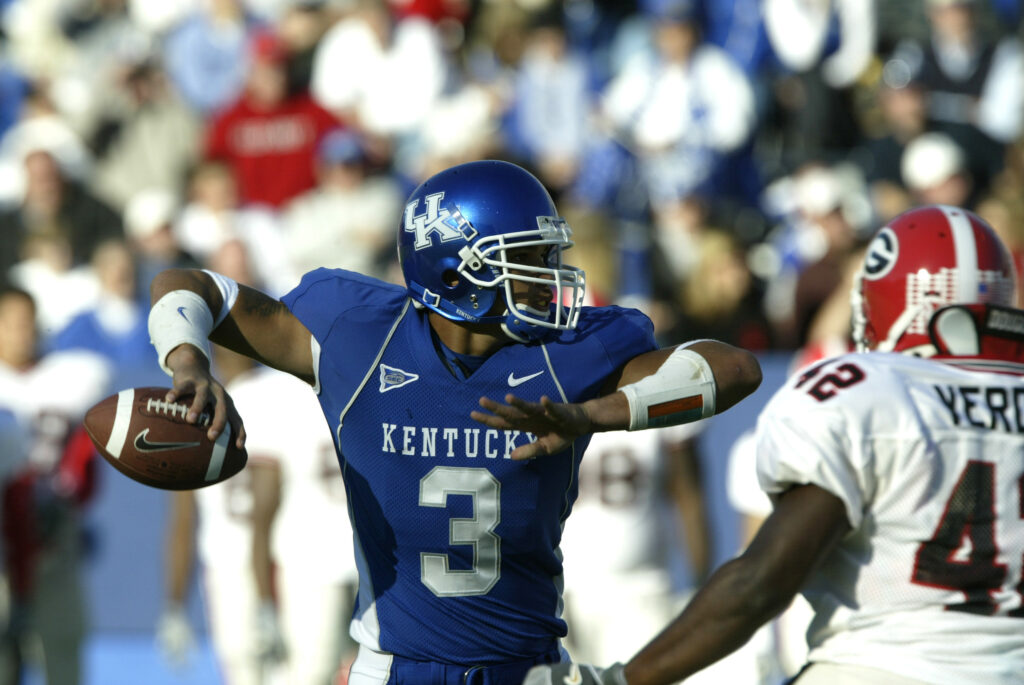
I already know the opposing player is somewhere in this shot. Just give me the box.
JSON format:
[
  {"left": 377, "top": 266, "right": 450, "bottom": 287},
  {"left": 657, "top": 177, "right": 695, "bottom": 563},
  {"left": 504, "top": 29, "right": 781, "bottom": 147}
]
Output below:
[
  {"left": 245, "top": 366, "right": 358, "bottom": 685},
  {"left": 157, "top": 346, "right": 276, "bottom": 685},
  {"left": 0, "top": 287, "right": 112, "bottom": 685},
  {"left": 146, "top": 160, "right": 761, "bottom": 684},
  {"left": 525, "top": 205, "right": 1024, "bottom": 685},
  {"left": 559, "top": 425, "right": 709, "bottom": 666}
]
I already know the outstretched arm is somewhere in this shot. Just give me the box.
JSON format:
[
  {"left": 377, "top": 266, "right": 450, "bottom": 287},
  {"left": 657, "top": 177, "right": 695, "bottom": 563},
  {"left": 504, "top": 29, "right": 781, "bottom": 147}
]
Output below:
[
  {"left": 623, "top": 484, "right": 848, "bottom": 685},
  {"left": 472, "top": 341, "right": 761, "bottom": 460},
  {"left": 149, "top": 269, "right": 314, "bottom": 444},
  {"left": 524, "top": 484, "right": 850, "bottom": 685}
]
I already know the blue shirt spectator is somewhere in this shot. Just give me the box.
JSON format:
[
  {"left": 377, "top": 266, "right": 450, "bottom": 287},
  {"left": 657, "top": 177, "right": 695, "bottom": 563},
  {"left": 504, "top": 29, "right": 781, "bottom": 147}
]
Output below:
[{"left": 162, "top": 4, "right": 262, "bottom": 115}]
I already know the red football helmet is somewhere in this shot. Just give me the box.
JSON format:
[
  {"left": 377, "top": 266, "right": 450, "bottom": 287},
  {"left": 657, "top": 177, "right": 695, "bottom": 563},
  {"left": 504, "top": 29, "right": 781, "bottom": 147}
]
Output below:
[{"left": 851, "top": 205, "right": 1019, "bottom": 353}]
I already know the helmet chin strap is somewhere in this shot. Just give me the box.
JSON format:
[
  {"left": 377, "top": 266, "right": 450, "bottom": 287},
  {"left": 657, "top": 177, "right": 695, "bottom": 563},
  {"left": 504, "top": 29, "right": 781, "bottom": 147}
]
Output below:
[{"left": 879, "top": 297, "right": 944, "bottom": 354}]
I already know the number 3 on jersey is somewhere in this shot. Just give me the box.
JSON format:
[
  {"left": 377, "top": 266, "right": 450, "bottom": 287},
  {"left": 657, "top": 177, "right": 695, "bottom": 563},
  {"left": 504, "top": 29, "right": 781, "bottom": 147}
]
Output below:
[{"left": 418, "top": 466, "right": 501, "bottom": 597}]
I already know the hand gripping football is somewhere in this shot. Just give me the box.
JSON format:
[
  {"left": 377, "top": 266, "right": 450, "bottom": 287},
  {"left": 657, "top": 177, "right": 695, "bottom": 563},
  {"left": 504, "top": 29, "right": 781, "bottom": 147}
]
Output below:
[{"left": 84, "top": 387, "right": 246, "bottom": 490}]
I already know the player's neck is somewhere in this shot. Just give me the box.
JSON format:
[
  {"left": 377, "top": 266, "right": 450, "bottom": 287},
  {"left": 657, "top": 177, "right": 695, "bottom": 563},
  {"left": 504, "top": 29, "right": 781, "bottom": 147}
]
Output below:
[{"left": 427, "top": 312, "right": 509, "bottom": 358}]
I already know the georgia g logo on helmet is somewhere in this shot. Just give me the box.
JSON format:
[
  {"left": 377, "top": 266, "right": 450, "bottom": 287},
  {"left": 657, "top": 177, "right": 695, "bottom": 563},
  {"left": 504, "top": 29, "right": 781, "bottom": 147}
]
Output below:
[{"left": 862, "top": 227, "right": 899, "bottom": 281}]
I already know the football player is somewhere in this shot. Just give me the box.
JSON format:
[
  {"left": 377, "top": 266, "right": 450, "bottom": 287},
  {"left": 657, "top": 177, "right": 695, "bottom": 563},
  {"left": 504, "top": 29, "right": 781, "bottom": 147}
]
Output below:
[
  {"left": 559, "top": 424, "right": 709, "bottom": 667},
  {"left": 145, "top": 160, "right": 762, "bottom": 685},
  {"left": 157, "top": 346, "right": 274, "bottom": 685},
  {"left": 245, "top": 366, "right": 358, "bottom": 685},
  {"left": 525, "top": 205, "right": 1024, "bottom": 685},
  {"left": 0, "top": 287, "right": 113, "bottom": 685}
]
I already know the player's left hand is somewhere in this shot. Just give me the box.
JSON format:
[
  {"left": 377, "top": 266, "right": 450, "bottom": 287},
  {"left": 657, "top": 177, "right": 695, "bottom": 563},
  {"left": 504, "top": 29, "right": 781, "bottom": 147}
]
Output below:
[
  {"left": 471, "top": 394, "right": 591, "bottom": 460},
  {"left": 523, "top": 662, "right": 628, "bottom": 685}
]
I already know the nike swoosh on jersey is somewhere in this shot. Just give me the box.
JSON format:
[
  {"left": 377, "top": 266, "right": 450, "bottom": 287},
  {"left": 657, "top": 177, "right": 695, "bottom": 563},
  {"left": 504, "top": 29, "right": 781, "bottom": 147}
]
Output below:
[
  {"left": 133, "top": 429, "right": 201, "bottom": 453},
  {"left": 177, "top": 306, "right": 189, "bottom": 322},
  {"left": 507, "top": 370, "right": 545, "bottom": 387}
]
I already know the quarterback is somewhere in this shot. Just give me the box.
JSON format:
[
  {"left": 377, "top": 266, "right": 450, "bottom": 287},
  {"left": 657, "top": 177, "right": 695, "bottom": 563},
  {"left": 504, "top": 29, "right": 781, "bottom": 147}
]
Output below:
[
  {"left": 144, "top": 160, "right": 762, "bottom": 684},
  {"left": 527, "top": 205, "right": 1024, "bottom": 685}
]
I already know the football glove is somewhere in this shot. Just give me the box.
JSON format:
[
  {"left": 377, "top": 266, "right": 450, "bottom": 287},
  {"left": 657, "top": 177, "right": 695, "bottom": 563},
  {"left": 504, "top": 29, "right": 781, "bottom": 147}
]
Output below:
[
  {"left": 155, "top": 604, "right": 195, "bottom": 668},
  {"left": 523, "top": 662, "right": 628, "bottom": 685}
]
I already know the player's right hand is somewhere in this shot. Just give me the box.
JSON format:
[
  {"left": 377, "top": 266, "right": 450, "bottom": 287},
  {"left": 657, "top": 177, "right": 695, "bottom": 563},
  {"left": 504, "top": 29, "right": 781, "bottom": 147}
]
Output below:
[
  {"left": 155, "top": 604, "right": 195, "bottom": 668},
  {"left": 164, "top": 344, "right": 246, "bottom": 448},
  {"left": 523, "top": 662, "right": 628, "bottom": 685}
]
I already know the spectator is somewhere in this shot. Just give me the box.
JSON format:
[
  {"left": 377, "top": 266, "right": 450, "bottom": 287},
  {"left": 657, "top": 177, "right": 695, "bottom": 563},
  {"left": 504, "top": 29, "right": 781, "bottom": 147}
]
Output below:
[
  {"left": 204, "top": 28, "right": 340, "bottom": 209},
  {"left": 761, "top": 0, "right": 876, "bottom": 164},
  {"left": 855, "top": 55, "right": 929, "bottom": 221},
  {"left": 90, "top": 56, "right": 202, "bottom": 211},
  {"left": 50, "top": 239, "right": 157, "bottom": 371},
  {"left": 505, "top": 9, "right": 591, "bottom": 196},
  {"left": 0, "top": 92, "right": 92, "bottom": 207},
  {"left": 162, "top": 0, "right": 263, "bottom": 115},
  {"left": 789, "top": 165, "right": 864, "bottom": 348},
  {"left": 600, "top": 0, "right": 757, "bottom": 214},
  {"left": 900, "top": 131, "right": 975, "bottom": 207},
  {"left": 664, "top": 229, "right": 774, "bottom": 352},
  {"left": 122, "top": 187, "right": 199, "bottom": 300},
  {"left": 309, "top": 0, "right": 445, "bottom": 145},
  {"left": 281, "top": 128, "right": 402, "bottom": 279},
  {"left": 894, "top": 0, "right": 1024, "bottom": 193},
  {"left": 0, "top": 148, "right": 122, "bottom": 278},
  {"left": 174, "top": 160, "right": 293, "bottom": 295}
]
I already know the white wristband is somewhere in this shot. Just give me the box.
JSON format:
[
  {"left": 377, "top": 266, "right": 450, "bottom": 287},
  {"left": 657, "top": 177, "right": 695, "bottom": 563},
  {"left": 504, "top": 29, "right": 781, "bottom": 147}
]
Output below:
[
  {"left": 149, "top": 290, "right": 214, "bottom": 376},
  {"left": 620, "top": 348, "right": 716, "bottom": 430},
  {"left": 201, "top": 269, "right": 239, "bottom": 327}
]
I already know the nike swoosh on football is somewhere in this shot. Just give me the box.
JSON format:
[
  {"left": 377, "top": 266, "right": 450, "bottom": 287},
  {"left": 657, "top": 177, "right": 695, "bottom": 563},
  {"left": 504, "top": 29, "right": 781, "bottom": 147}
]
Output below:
[
  {"left": 507, "top": 370, "right": 545, "bottom": 387},
  {"left": 134, "top": 429, "right": 201, "bottom": 453}
]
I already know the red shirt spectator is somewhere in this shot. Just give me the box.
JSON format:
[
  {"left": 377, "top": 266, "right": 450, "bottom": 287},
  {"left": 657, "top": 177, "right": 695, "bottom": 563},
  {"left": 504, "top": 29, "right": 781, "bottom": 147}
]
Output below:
[{"left": 204, "top": 30, "right": 341, "bottom": 208}]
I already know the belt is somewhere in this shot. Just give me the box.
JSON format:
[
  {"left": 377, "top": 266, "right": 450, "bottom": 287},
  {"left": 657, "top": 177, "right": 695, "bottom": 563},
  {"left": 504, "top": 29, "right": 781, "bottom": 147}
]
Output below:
[{"left": 352, "top": 644, "right": 564, "bottom": 685}]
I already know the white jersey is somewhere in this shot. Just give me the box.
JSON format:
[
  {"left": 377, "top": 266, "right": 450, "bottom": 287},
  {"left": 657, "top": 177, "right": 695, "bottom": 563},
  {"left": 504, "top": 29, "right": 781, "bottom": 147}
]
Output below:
[
  {"left": 0, "top": 351, "right": 112, "bottom": 473},
  {"left": 194, "top": 371, "right": 263, "bottom": 571},
  {"left": 194, "top": 466, "right": 256, "bottom": 571},
  {"left": 229, "top": 367, "right": 356, "bottom": 584},
  {"left": 756, "top": 351, "right": 1024, "bottom": 684},
  {"left": 561, "top": 424, "right": 699, "bottom": 580}
]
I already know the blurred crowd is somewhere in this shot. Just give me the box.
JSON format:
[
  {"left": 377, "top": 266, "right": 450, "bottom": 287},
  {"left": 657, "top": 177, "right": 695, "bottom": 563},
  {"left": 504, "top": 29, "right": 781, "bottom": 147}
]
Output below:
[
  {"left": 2, "top": 1, "right": 1024, "bottom": 683},
  {"left": 1, "top": 0, "right": 1024, "bottom": 358}
]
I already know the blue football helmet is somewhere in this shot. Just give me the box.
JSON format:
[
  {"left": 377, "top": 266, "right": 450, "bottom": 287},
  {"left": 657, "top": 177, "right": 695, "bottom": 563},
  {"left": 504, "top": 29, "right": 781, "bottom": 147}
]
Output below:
[{"left": 398, "top": 160, "right": 585, "bottom": 342}]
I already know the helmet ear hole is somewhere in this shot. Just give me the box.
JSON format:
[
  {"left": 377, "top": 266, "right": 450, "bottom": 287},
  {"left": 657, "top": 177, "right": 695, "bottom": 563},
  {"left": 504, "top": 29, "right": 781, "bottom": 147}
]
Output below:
[{"left": 441, "top": 269, "right": 460, "bottom": 288}]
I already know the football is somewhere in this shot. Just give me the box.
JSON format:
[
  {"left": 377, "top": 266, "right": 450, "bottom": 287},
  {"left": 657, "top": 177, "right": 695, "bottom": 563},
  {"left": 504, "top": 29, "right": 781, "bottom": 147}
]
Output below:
[{"left": 83, "top": 387, "right": 247, "bottom": 490}]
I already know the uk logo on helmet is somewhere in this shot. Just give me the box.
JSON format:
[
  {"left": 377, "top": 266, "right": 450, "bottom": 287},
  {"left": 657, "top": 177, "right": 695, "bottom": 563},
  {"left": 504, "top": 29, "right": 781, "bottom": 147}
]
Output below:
[{"left": 403, "top": 192, "right": 475, "bottom": 250}]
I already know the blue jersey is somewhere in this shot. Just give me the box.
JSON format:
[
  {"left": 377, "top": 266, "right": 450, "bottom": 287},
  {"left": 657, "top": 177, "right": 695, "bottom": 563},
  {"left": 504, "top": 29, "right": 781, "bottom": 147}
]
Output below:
[{"left": 282, "top": 269, "right": 656, "bottom": 665}]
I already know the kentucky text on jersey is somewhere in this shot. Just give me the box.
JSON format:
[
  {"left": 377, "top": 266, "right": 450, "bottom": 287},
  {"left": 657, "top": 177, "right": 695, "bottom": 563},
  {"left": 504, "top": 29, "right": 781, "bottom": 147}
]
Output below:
[
  {"left": 381, "top": 424, "right": 537, "bottom": 459},
  {"left": 934, "top": 384, "right": 1024, "bottom": 432}
]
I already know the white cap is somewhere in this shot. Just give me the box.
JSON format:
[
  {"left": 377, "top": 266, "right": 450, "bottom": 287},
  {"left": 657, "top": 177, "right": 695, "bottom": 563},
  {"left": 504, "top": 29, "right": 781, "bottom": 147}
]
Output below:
[
  {"left": 901, "top": 132, "right": 965, "bottom": 190},
  {"left": 793, "top": 166, "right": 842, "bottom": 217},
  {"left": 125, "top": 189, "right": 178, "bottom": 240}
]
